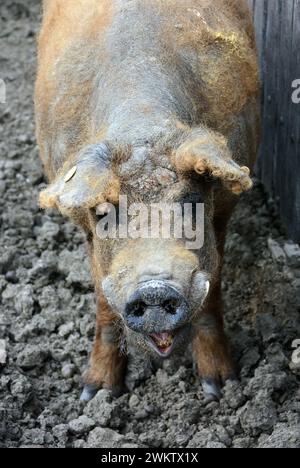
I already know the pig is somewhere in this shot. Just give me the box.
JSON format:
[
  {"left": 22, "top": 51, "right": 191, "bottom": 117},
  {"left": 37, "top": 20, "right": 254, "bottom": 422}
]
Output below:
[{"left": 36, "top": 0, "right": 260, "bottom": 401}]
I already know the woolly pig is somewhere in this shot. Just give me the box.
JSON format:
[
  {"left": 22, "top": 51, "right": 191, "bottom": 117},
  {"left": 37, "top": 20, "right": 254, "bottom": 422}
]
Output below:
[{"left": 36, "top": 0, "right": 260, "bottom": 401}]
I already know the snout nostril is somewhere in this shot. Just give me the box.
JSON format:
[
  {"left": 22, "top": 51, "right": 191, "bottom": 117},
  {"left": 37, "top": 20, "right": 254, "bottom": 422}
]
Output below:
[
  {"left": 128, "top": 300, "right": 146, "bottom": 318},
  {"left": 163, "top": 299, "right": 179, "bottom": 315}
]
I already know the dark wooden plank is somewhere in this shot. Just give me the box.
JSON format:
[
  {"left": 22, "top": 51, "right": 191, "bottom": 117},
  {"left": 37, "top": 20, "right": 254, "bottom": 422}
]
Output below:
[
  {"left": 253, "top": 0, "right": 267, "bottom": 71},
  {"left": 276, "top": 0, "right": 295, "bottom": 233},
  {"left": 260, "top": 0, "right": 280, "bottom": 193},
  {"left": 286, "top": 0, "right": 300, "bottom": 241},
  {"left": 249, "top": 0, "right": 300, "bottom": 242}
]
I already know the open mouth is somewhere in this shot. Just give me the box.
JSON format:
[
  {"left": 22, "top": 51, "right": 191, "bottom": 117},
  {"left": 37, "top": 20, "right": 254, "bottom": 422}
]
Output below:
[{"left": 146, "top": 331, "right": 176, "bottom": 358}]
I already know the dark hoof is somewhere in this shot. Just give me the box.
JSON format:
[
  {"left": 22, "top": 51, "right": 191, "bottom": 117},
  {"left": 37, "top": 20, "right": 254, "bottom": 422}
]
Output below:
[
  {"left": 202, "top": 378, "right": 222, "bottom": 401},
  {"left": 80, "top": 385, "right": 99, "bottom": 402}
]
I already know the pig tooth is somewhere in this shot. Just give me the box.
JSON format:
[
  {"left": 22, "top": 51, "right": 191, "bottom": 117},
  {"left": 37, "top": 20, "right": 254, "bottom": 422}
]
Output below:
[
  {"left": 150, "top": 332, "right": 174, "bottom": 350},
  {"left": 201, "top": 378, "right": 222, "bottom": 401},
  {"left": 205, "top": 281, "right": 210, "bottom": 295},
  {"left": 151, "top": 332, "right": 173, "bottom": 347}
]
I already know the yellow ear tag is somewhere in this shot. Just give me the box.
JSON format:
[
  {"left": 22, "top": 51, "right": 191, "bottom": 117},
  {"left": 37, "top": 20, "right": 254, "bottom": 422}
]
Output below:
[{"left": 64, "top": 166, "right": 77, "bottom": 183}]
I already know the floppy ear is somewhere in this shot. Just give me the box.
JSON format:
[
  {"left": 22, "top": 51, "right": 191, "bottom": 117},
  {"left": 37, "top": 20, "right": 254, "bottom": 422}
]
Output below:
[
  {"left": 40, "top": 143, "right": 120, "bottom": 216},
  {"left": 172, "top": 129, "right": 253, "bottom": 195}
]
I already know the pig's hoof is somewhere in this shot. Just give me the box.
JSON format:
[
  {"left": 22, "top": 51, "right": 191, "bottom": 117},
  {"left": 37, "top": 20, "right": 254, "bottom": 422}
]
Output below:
[
  {"left": 80, "top": 385, "right": 99, "bottom": 402},
  {"left": 202, "top": 378, "right": 222, "bottom": 402}
]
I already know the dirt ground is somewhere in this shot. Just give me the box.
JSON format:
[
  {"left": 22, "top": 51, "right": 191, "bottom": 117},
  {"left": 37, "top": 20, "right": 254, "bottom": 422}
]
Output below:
[{"left": 0, "top": 0, "right": 299, "bottom": 449}]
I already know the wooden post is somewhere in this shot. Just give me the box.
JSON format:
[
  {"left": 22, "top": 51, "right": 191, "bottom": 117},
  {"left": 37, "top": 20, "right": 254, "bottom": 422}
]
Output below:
[{"left": 249, "top": 0, "right": 300, "bottom": 243}]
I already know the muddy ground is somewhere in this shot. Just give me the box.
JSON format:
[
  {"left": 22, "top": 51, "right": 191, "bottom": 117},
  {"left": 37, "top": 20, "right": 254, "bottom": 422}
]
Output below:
[{"left": 0, "top": 0, "right": 299, "bottom": 449}]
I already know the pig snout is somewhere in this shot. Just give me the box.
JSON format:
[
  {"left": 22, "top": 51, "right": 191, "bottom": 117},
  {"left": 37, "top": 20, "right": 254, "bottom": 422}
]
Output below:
[
  {"left": 102, "top": 268, "right": 211, "bottom": 358},
  {"left": 124, "top": 281, "right": 190, "bottom": 334}
]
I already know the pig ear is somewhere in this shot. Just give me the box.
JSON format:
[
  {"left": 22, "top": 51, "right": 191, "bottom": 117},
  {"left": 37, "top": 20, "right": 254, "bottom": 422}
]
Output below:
[
  {"left": 172, "top": 130, "right": 253, "bottom": 195},
  {"left": 39, "top": 144, "right": 120, "bottom": 216}
]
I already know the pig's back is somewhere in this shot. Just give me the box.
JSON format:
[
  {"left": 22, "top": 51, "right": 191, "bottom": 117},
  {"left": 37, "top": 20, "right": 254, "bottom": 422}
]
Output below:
[{"left": 36, "top": 0, "right": 259, "bottom": 177}]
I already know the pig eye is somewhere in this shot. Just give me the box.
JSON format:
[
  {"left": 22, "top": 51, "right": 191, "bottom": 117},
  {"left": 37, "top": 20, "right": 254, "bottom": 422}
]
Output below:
[
  {"left": 92, "top": 204, "right": 120, "bottom": 234},
  {"left": 179, "top": 192, "right": 204, "bottom": 213},
  {"left": 179, "top": 192, "right": 204, "bottom": 220},
  {"left": 93, "top": 204, "right": 119, "bottom": 222},
  {"left": 95, "top": 203, "right": 112, "bottom": 219},
  {"left": 180, "top": 192, "right": 204, "bottom": 205}
]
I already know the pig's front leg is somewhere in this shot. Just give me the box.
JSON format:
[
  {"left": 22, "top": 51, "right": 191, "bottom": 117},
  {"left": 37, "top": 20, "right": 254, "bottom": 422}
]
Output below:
[
  {"left": 193, "top": 280, "right": 235, "bottom": 401},
  {"left": 81, "top": 295, "right": 127, "bottom": 402}
]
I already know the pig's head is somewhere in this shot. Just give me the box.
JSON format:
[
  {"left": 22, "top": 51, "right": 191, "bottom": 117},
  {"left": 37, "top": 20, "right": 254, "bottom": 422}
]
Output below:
[{"left": 40, "top": 128, "right": 252, "bottom": 358}]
